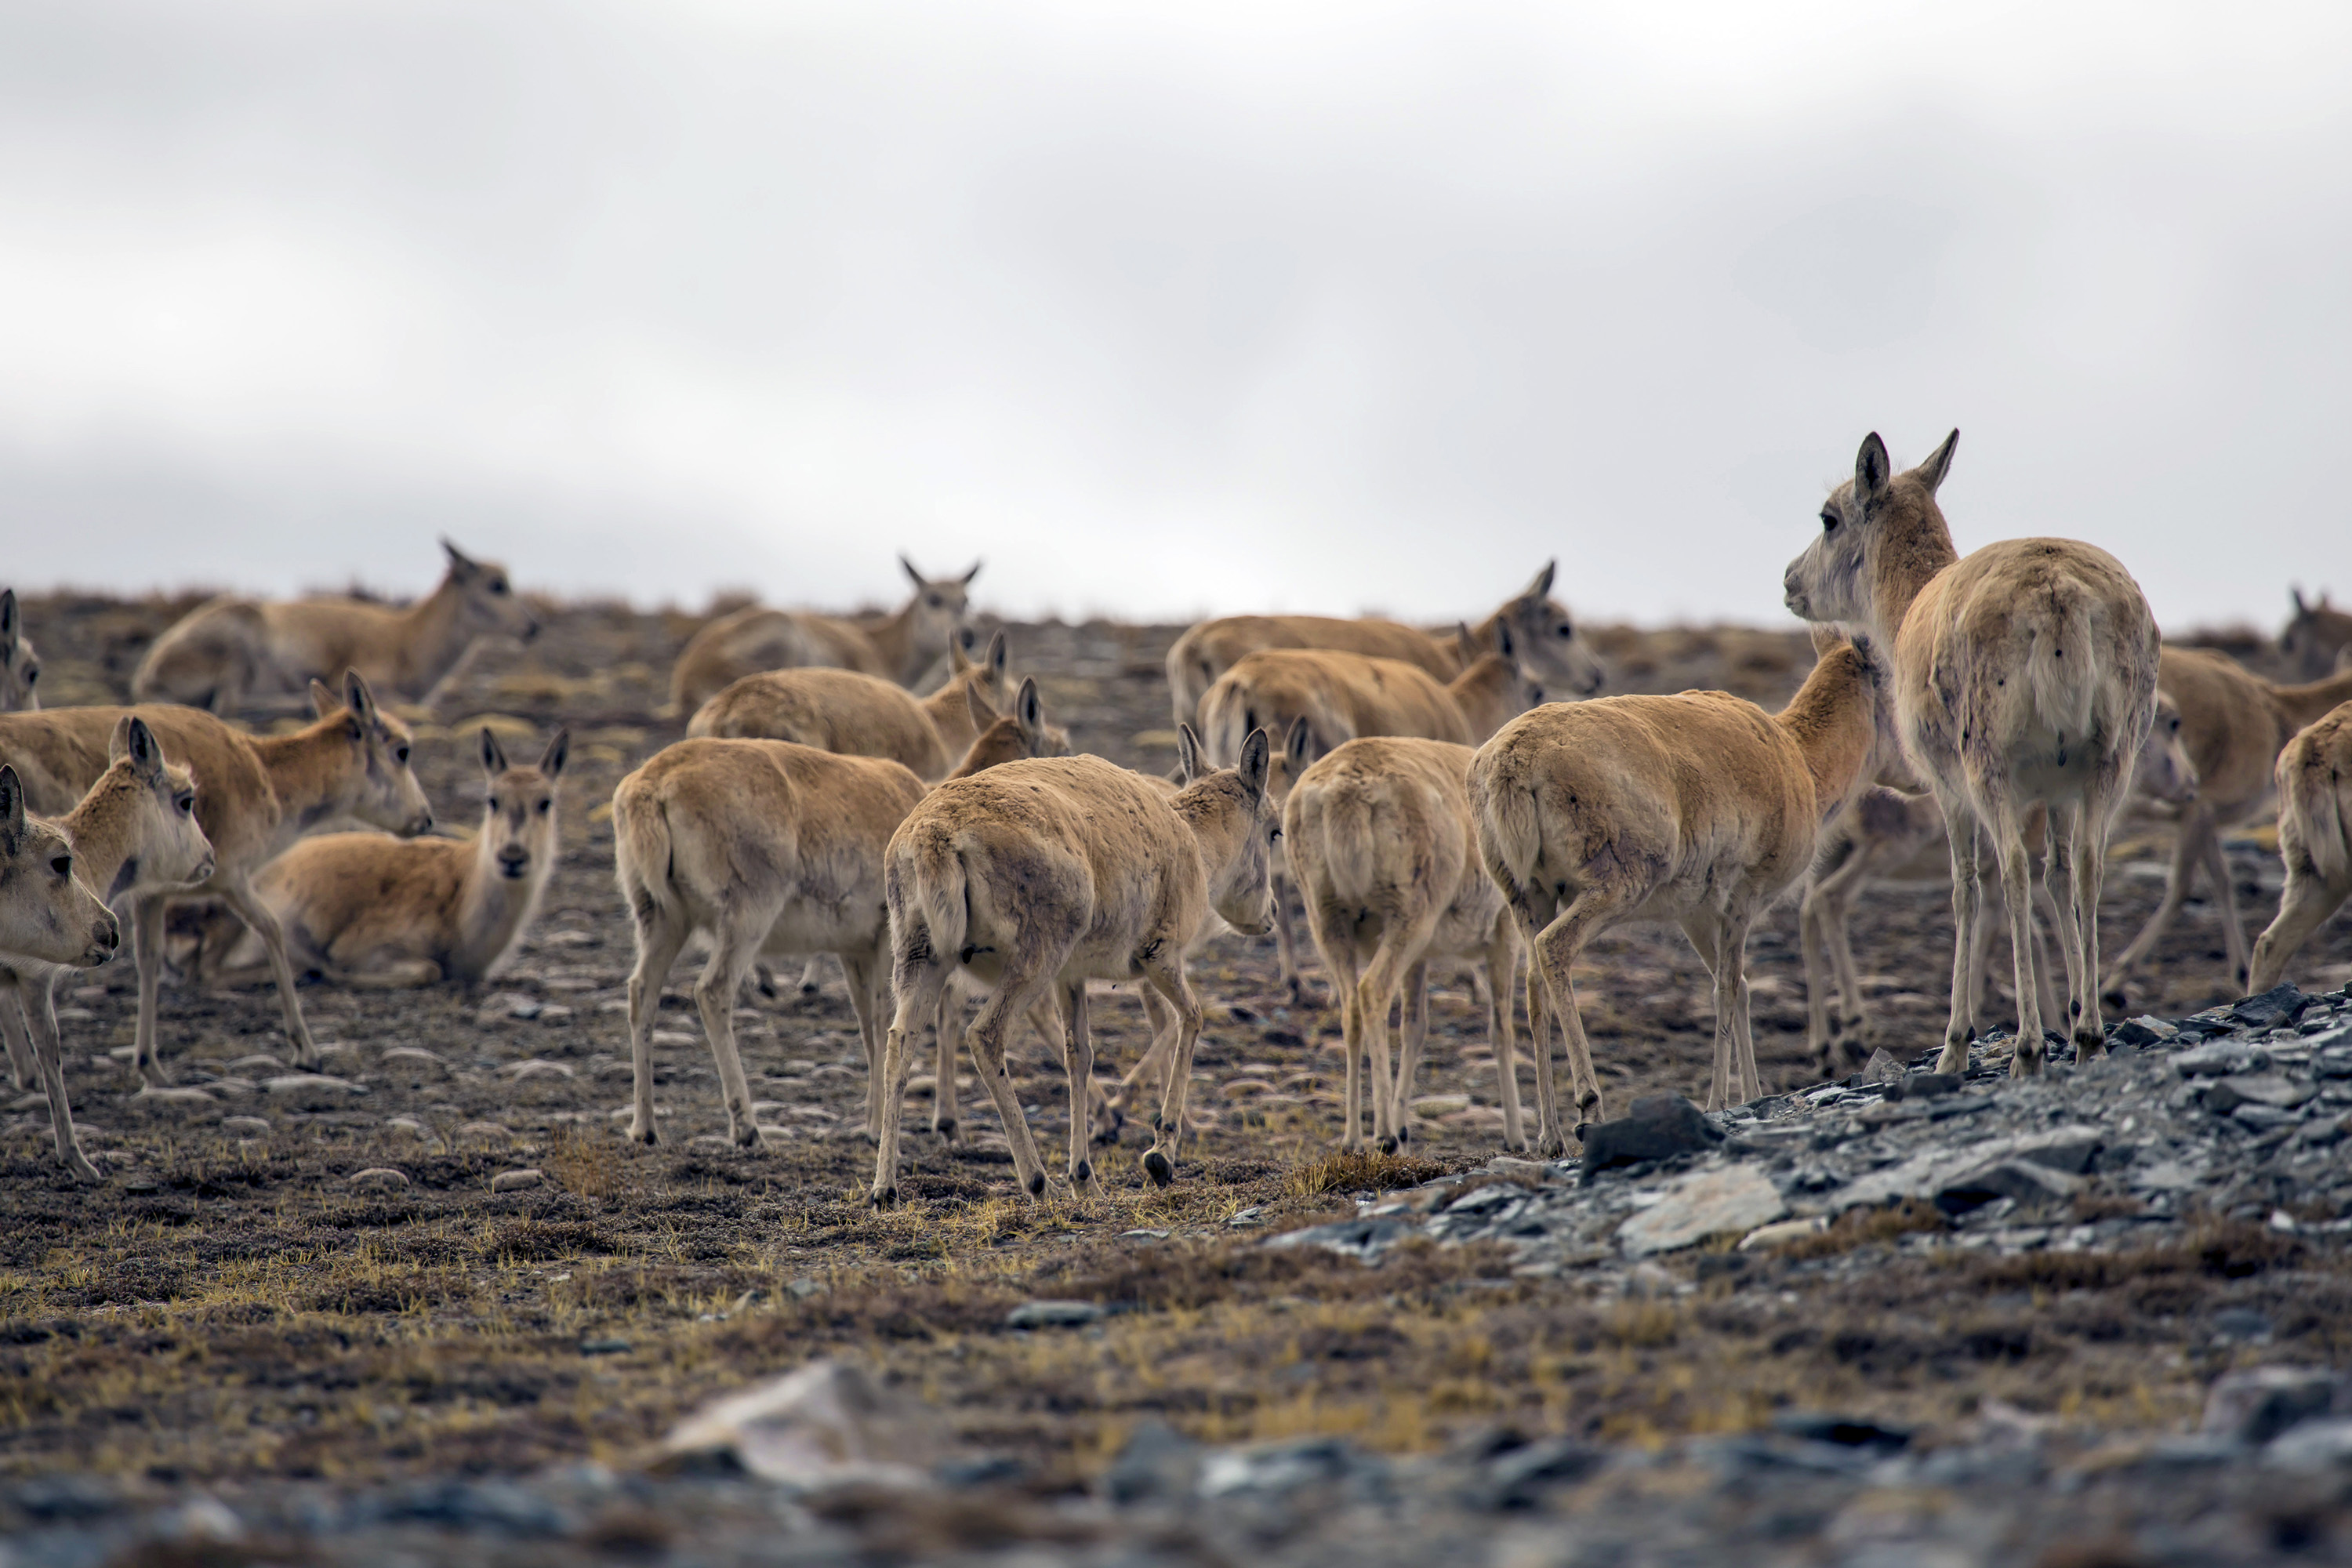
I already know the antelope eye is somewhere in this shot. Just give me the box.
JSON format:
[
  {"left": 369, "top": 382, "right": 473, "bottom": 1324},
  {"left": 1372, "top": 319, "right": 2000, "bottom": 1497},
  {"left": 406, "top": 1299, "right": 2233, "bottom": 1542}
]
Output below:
[
  {"left": 21, "top": 666, "right": 34, "bottom": 684},
  {"left": 395, "top": 745, "right": 411, "bottom": 764},
  {"left": 50, "top": 854, "right": 71, "bottom": 877},
  {"left": 488, "top": 797, "right": 503, "bottom": 812},
  {"left": 174, "top": 792, "right": 194, "bottom": 814},
  {"left": 536, "top": 799, "right": 552, "bottom": 815},
  {"left": 927, "top": 595, "right": 942, "bottom": 608},
  {"left": 1820, "top": 510, "right": 1839, "bottom": 533},
  {"left": 1556, "top": 623, "right": 1572, "bottom": 637},
  {"left": 491, "top": 579, "right": 509, "bottom": 595}
]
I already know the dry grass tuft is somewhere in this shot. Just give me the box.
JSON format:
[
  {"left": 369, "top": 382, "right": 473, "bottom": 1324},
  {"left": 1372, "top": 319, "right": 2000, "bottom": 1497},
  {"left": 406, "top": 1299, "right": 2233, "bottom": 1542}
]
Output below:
[
  {"left": 546, "top": 1124, "right": 622, "bottom": 1201},
  {"left": 1286, "top": 1149, "right": 1449, "bottom": 1197},
  {"left": 1771, "top": 1200, "right": 1947, "bottom": 1261}
]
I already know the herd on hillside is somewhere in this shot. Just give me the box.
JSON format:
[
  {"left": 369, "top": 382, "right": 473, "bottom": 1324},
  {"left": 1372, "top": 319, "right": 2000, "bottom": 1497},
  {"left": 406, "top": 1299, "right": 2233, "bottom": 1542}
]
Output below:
[{"left": 3, "top": 434, "right": 2351, "bottom": 1204}]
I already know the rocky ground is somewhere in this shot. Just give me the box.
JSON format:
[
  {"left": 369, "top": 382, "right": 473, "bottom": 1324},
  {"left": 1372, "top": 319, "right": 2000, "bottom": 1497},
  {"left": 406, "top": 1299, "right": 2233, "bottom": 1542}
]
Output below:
[{"left": 1, "top": 591, "right": 2347, "bottom": 1566}]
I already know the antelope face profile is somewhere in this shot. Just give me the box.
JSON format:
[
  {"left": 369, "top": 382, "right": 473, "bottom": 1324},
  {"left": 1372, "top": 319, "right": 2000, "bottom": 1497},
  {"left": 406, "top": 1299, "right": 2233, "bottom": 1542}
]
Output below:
[
  {"left": 110, "top": 717, "right": 215, "bottom": 892},
  {"left": 1782, "top": 471, "right": 1886, "bottom": 627},
  {"left": 0, "top": 768, "right": 118, "bottom": 968},
  {"left": 477, "top": 728, "right": 568, "bottom": 883},
  {"left": 1497, "top": 564, "right": 1608, "bottom": 697},
  {"left": 441, "top": 539, "right": 541, "bottom": 646},
  {"left": 2135, "top": 693, "right": 2198, "bottom": 806},
  {"left": 312, "top": 671, "right": 435, "bottom": 837},
  {"left": 0, "top": 590, "right": 38, "bottom": 713},
  {"left": 1181, "top": 724, "right": 1279, "bottom": 937},
  {"left": 900, "top": 555, "right": 981, "bottom": 661},
  {"left": 2281, "top": 588, "right": 2352, "bottom": 681}
]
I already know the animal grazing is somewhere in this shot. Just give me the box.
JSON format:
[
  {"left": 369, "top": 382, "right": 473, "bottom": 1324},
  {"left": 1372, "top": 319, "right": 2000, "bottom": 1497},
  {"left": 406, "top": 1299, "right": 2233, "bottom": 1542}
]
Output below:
[
  {"left": 197, "top": 728, "right": 569, "bottom": 989},
  {"left": 2282, "top": 590, "right": 2352, "bottom": 681},
  {"left": 867, "top": 725, "right": 1278, "bottom": 1207},
  {"left": 2248, "top": 701, "right": 2352, "bottom": 993},
  {"left": 1286, "top": 735, "right": 1523, "bottom": 1153},
  {"left": 0, "top": 672, "right": 433, "bottom": 1080},
  {"left": 687, "top": 631, "right": 1011, "bottom": 780},
  {"left": 2, "top": 720, "right": 211, "bottom": 1181},
  {"left": 1198, "top": 631, "right": 1547, "bottom": 1004},
  {"left": 2100, "top": 647, "right": 2352, "bottom": 1007},
  {"left": 1, "top": 590, "right": 39, "bottom": 711},
  {"left": 1164, "top": 561, "right": 1606, "bottom": 729},
  {"left": 1782, "top": 430, "right": 2159, "bottom": 1076},
  {"left": 669, "top": 557, "right": 982, "bottom": 713},
  {"left": 1472, "top": 637, "right": 1896, "bottom": 1149},
  {"left": 131, "top": 541, "right": 539, "bottom": 715},
  {"left": 612, "top": 678, "right": 1064, "bottom": 1152}
]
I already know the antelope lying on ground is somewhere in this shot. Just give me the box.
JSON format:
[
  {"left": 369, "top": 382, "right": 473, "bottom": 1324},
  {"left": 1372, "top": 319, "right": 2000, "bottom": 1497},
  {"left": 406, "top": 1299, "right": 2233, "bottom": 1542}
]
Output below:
[
  {"left": 0, "top": 673, "right": 433, "bottom": 1080},
  {"left": 688, "top": 631, "right": 1011, "bottom": 779},
  {"left": 2, "top": 591, "right": 39, "bottom": 711},
  {"left": 1287, "top": 735, "right": 1522, "bottom": 1154},
  {"left": 2099, "top": 648, "right": 2352, "bottom": 1007},
  {"left": 1784, "top": 431, "right": 2160, "bottom": 1075},
  {"left": 2, "top": 721, "right": 211, "bottom": 1181},
  {"left": 1803, "top": 688, "right": 2198, "bottom": 1073},
  {"left": 669, "top": 557, "right": 980, "bottom": 713},
  {"left": 1199, "top": 631, "right": 1547, "bottom": 1004},
  {"left": 2249, "top": 701, "right": 2352, "bottom": 993},
  {"left": 1472, "top": 637, "right": 1896, "bottom": 1147},
  {"left": 2283, "top": 590, "right": 2352, "bottom": 681},
  {"left": 612, "top": 679, "right": 1062, "bottom": 1151},
  {"left": 131, "top": 541, "right": 539, "bottom": 715},
  {"left": 1165, "top": 561, "right": 1606, "bottom": 728},
  {"left": 868, "top": 726, "right": 1278, "bottom": 1207},
  {"left": 197, "top": 728, "right": 568, "bottom": 989}
]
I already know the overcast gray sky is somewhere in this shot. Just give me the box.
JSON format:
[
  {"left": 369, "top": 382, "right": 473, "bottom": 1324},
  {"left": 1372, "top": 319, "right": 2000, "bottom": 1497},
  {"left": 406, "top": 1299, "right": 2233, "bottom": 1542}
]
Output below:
[{"left": 2, "top": 2, "right": 2345, "bottom": 630}]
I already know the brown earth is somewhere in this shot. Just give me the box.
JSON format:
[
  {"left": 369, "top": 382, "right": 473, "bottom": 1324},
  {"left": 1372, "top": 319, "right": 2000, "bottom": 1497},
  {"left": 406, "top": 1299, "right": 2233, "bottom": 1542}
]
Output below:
[{"left": 1, "top": 592, "right": 2346, "bottom": 1493}]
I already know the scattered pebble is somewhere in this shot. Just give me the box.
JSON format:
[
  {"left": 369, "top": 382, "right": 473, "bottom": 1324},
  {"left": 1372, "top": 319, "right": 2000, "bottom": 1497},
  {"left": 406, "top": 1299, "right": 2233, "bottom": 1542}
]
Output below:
[{"left": 490, "top": 1168, "right": 543, "bottom": 1192}]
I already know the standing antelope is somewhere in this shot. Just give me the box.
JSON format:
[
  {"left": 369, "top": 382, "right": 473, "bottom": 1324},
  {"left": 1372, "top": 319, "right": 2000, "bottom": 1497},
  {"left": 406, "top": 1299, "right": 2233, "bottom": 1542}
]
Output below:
[
  {"left": 197, "top": 728, "right": 569, "bottom": 989},
  {"left": 2, "top": 720, "right": 212, "bottom": 1181},
  {"left": 867, "top": 728, "right": 1278, "bottom": 1207},
  {"left": 687, "top": 632, "right": 1012, "bottom": 780},
  {"left": 1803, "top": 688, "right": 2197, "bottom": 1073},
  {"left": 1472, "top": 638, "right": 1896, "bottom": 1147},
  {"left": 2282, "top": 590, "right": 2352, "bottom": 681},
  {"left": 612, "top": 679, "right": 1063, "bottom": 1152},
  {"left": 2248, "top": 701, "right": 2352, "bottom": 993},
  {"left": 1, "top": 590, "right": 40, "bottom": 711},
  {"left": 132, "top": 541, "right": 539, "bottom": 715},
  {"left": 1286, "top": 736, "right": 1523, "bottom": 1155},
  {"left": 1165, "top": 561, "right": 1606, "bottom": 728},
  {"left": 1783, "top": 431, "right": 2160, "bottom": 1075},
  {"left": 0, "top": 673, "right": 433, "bottom": 1080},
  {"left": 0, "top": 767, "right": 122, "bottom": 1108},
  {"left": 1199, "top": 630, "right": 1547, "bottom": 1004},
  {"left": 669, "top": 557, "right": 981, "bottom": 713}
]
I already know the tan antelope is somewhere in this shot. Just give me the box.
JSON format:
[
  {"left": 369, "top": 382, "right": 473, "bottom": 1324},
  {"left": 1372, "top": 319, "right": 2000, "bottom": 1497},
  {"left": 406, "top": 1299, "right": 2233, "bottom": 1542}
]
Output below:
[
  {"left": 2283, "top": 590, "right": 2352, "bottom": 681},
  {"left": 0, "top": 673, "right": 433, "bottom": 1080},
  {"left": 1199, "top": 630, "right": 1548, "bottom": 1004},
  {"left": 867, "top": 727, "right": 1278, "bottom": 1207},
  {"left": 669, "top": 557, "right": 981, "bottom": 713},
  {"left": 1472, "top": 637, "right": 1896, "bottom": 1148},
  {"left": 131, "top": 541, "right": 539, "bottom": 715},
  {"left": 2248, "top": 701, "right": 2352, "bottom": 993},
  {"left": 1782, "top": 431, "right": 2160, "bottom": 1075},
  {"left": 1164, "top": 561, "right": 1607, "bottom": 728},
  {"left": 612, "top": 678, "right": 1062, "bottom": 1151},
  {"left": 1286, "top": 735, "right": 1523, "bottom": 1155},
  {"left": 687, "top": 632, "right": 1011, "bottom": 779},
  {"left": 1803, "top": 688, "right": 2197, "bottom": 1073},
  {"left": 2, "top": 720, "right": 212, "bottom": 1181},
  {"left": 1, "top": 590, "right": 40, "bottom": 711},
  {"left": 2100, "top": 648, "right": 2352, "bottom": 1007},
  {"left": 195, "top": 728, "right": 568, "bottom": 989},
  {"left": 0, "top": 767, "right": 122, "bottom": 1167}
]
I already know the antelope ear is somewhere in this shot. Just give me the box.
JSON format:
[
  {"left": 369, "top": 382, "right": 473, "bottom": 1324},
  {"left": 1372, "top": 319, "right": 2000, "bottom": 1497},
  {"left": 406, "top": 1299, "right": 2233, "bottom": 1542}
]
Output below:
[
  {"left": 1855, "top": 433, "right": 1893, "bottom": 504},
  {"left": 479, "top": 727, "right": 509, "bottom": 775},
  {"left": 899, "top": 554, "right": 925, "bottom": 589},
  {"left": 947, "top": 633, "right": 972, "bottom": 673},
  {"left": 1238, "top": 727, "right": 1271, "bottom": 802},
  {"left": 130, "top": 717, "right": 165, "bottom": 779},
  {"left": 0, "top": 587, "right": 16, "bottom": 649},
  {"left": 539, "top": 728, "right": 570, "bottom": 778},
  {"left": 1454, "top": 622, "right": 1479, "bottom": 663},
  {"left": 108, "top": 714, "right": 135, "bottom": 766},
  {"left": 1494, "top": 620, "right": 1515, "bottom": 660},
  {"left": 441, "top": 537, "right": 481, "bottom": 575},
  {"left": 1014, "top": 677, "right": 1044, "bottom": 742},
  {"left": 986, "top": 630, "right": 1007, "bottom": 681},
  {"left": 1283, "top": 715, "right": 1314, "bottom": 774},
  {"left": 959, "top": 561, "right": 982, "bottom": 586},
  {"left": 309, "top": 678, "right": 338, "bottom": 719},
  {"left": 965, "top": 681, "right": 1000, "bottom": 731},
  {"left": 0, "top": 766, "right": 23, "bottom": 847},
  {"left": 343, "top": 670, "right": 379, "bottom": 727},
  {"left": 1913, "top": 428, "right": 1959, "bottom": 495},
  {"left": 1520, "top": 561, "right": 1555, "bottom": 603},
  {"left": 2292, "top": 587, "right": 2310, "bottom": 616},
  {"left": 1175, "top": 724, "right": 1203, "bottom": 785}
]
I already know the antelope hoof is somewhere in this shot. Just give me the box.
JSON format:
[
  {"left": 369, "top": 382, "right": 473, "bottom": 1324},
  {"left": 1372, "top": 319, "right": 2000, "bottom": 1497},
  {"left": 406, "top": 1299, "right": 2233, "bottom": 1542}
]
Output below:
[
  {"left": 1092, "top": 1107, "right": 1124, "bottom": 1146},
  {"left": 869, "top": 1183, "right": 900, "bottom": 1210},
  {"left": 934, "top": 1116, "right": 959, "bottom": 1144},
  {"left": 1143, "top": 1148, "right": 1174, "bottom": 1188},
  {"left": 1541, "top": 1132, "right": 1570, "bottom": 1160},
  {"left": 1023, "top": 1170, "right": 1047, "bottom": 1200},
  {"left": 2074, "top": 1025, "right": 2107, "bottom": 1058},
  {"left": 1934, "top": 1039, "right": 1971, "bottom": 1076},
  {"left": 1377, "top": 1132, "right": 1399, "bottom": 1155},
  {"left": 731, "top": 1125, "right": 760, "bottom": 1150},
  {"left": 65, "top": 1152, "right": 101, "bottom": 1185},
  {"left": 626, "top": 1120, "right": 659, "bottom": 1147}
]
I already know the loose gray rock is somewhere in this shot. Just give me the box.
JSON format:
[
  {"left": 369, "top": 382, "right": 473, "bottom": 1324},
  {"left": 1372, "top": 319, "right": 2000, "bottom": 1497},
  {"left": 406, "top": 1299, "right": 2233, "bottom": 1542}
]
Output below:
[
  {"left": 1935, "top": 1159, "right": 2082, "bottom": 1215},
  {"left": 1617, "top": 1164, "right": 1786, "bottom": 1258},
  {"left": 2173, "top": 1040, "right": 2270, "bottom": 1078},
  {"left": 1579, "top": 1095, "right": 1722, "bottom": 1174},
  {"left": 490, "top": 1168, "right": 543, "bottom": 1192},
  {"left": 1004, "top": 1300, "right": 1104, "bottom": 1330},
  {"left": 1102, "top": 1418, "right": 1201, "bottom": 1504},
  {"left": 2201, "top": 1073, "right": 2317, "bottom": 1113},
  {"left": 2202, "top": 1366, "right": 2343, "bottom": 1445},
  {"left": 2233, "top": 985, "right": 2313, "bottom": 1030}
]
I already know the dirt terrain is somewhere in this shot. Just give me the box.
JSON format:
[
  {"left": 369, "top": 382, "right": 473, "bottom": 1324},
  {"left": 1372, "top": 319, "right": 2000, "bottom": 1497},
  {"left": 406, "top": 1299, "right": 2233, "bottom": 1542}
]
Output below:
[{"left": 2, "top": 588, "right": 2348, "bottom": 1562}]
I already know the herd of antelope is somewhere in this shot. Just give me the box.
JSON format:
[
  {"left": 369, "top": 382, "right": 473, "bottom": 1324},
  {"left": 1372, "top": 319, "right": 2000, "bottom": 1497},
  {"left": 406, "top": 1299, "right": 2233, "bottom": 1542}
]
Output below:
[{"left": 3, "top": 436, "right": 2351, "bottom": 1202}]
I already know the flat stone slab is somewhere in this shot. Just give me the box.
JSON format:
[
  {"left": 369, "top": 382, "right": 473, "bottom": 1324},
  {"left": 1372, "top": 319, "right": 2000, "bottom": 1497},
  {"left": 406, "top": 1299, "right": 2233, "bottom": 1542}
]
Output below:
[{"left": 1618, "top": 1164, "right": 1787, "bottom": 1258}]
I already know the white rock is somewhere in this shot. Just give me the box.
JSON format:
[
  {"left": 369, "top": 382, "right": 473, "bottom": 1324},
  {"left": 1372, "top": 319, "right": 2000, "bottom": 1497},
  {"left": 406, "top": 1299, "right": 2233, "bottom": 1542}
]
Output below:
[
  {"left": 659, "top": 1359, "right": 935, "bottom": 1488},
  {"left": 349, "top": 1167, "right": 411, "bottom": 1189},
  {"left": 490, "top": 1168, "right": 543, "bottom": 1192},
  {"left": 1618, "top": 1164, "right": 1788, "bottom": 1258}
]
